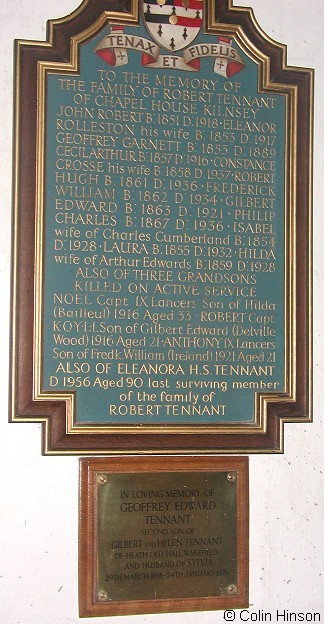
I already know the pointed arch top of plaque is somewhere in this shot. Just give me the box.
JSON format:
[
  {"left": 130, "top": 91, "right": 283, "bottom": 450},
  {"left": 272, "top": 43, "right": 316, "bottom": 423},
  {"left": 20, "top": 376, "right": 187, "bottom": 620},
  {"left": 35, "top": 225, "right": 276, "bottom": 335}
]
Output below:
[{"left": 11, "top": 0, "right": 313, "bottom": 454}]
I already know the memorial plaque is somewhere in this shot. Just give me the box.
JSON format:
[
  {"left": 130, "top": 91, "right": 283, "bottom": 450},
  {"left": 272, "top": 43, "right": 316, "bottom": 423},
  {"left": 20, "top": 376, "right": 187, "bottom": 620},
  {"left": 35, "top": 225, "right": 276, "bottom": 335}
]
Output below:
[
  {"left": 79, "top": 456, "right": 249, "bottom": 616},
  {"left": 10, "top": 0, "right": 313, "bottom": 453}
]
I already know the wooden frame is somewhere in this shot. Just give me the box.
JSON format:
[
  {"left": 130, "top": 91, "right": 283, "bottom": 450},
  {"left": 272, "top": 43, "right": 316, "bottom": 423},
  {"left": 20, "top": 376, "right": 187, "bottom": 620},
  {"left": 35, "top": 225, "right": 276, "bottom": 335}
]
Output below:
[
  {"left": 79, "top": 456, "right": 249, "bottom": 616},
  {"left": 10, "top": 0, "right": 313, "bottom": 454}
]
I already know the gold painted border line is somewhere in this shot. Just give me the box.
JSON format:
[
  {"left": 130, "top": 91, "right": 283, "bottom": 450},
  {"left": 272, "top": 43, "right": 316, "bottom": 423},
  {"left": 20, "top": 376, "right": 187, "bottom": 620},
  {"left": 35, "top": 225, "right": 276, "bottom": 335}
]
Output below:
[{"left": 34, "top": 11, "right": 294, "bottom": 438}]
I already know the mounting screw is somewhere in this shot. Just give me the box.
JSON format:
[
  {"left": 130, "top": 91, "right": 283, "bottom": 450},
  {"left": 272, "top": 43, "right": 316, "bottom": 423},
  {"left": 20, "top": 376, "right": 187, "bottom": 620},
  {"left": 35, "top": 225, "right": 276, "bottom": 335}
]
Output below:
[
  {"left": 227, "top": 584, "right": 238, "bottom": 594},
  {"left": 97, "top": 474, "right": 107, "bottom": 485},
  {"left": 98, "top": 590, "right": 108, "bottom": 601},
  {"left": 227, "top": 472, "right": 236, "bottom": 483}
]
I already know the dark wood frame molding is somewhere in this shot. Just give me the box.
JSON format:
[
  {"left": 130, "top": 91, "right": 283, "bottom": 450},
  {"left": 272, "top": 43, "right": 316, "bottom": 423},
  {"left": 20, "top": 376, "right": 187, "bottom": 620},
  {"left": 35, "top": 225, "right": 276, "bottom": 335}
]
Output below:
[
  {"left": 78, "top": 455, "right": 249, "bottom": 616},
  {"left": 10, "top": 0, "right": 313, "bottom": 454}
]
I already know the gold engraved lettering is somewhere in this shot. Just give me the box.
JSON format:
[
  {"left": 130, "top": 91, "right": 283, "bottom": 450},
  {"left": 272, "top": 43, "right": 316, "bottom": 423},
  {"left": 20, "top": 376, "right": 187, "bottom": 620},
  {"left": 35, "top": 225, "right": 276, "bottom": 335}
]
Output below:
[{"left": 45, "top": 58, "right": 284, "bottom": 421}]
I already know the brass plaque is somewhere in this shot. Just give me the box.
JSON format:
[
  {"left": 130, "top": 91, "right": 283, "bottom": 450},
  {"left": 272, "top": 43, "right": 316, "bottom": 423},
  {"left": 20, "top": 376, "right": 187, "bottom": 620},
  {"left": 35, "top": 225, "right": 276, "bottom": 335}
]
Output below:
[
  {"left": 98, "top": 472, "right": 237, "bottom": 600},
  {"left": 79, "top": 457, "right": 249, "bottom": 616}
]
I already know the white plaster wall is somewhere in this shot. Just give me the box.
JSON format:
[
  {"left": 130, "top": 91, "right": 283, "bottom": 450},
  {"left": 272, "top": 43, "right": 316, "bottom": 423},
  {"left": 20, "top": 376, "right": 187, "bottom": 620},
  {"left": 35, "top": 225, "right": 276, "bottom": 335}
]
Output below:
[{"left": 0, "top": 1, "right": 323, "bottom": 622}]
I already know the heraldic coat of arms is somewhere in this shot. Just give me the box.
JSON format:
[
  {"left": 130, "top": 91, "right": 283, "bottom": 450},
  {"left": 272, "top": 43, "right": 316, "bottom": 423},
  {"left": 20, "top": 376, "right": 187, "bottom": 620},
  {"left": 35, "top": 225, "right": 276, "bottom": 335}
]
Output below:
[
  {"left": 95, "top": 0, "right": 245, "bottom": 77},
  {"left": 142, "top": 0, "right": 203, "bottom": 51}
]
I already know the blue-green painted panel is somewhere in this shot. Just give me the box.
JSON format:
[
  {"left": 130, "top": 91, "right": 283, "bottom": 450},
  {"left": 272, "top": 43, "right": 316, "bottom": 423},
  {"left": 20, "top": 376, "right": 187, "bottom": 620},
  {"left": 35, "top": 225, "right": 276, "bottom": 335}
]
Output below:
[{"left": 42, "top": 18, "right": 286, "bottom": 424}]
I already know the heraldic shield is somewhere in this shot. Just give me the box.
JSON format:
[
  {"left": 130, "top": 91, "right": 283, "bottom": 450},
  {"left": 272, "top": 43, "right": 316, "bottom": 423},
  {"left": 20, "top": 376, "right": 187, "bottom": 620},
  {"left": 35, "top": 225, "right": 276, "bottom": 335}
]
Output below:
[{"left": 142, "top": 0, "right": 203, "bottom": 51}]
